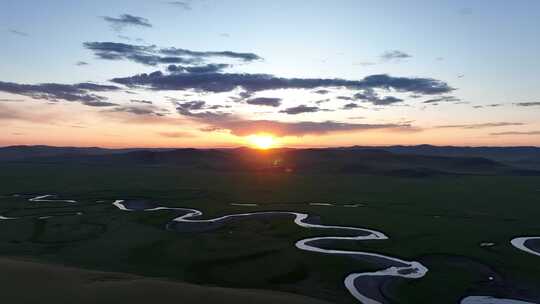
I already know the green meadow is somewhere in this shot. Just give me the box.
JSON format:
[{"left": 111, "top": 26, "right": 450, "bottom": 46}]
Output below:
[{"left": 0, "top": 163, "right": 539, "bottom": 303}]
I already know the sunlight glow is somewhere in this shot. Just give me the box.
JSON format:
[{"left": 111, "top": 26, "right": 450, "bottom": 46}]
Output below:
[{"left": 247, "top": 134, "right": 277, "bottom": 149}]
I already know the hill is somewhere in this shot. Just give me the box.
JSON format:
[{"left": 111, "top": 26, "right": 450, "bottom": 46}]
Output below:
[{"left": 1, "top": 145, "right": 538, "bottom": 176}]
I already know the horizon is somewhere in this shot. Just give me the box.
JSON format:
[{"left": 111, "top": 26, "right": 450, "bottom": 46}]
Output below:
[
  {"left": 2, "top": 0, "right": 540, "bottom": 148},
  {"left": 2, "top": 143, "right": 540, "bottom": 150}
]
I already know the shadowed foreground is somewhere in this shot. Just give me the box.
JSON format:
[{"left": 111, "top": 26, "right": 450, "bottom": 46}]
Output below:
[{"left": 0, "top": 258, "right": 331, "bottom": 304}]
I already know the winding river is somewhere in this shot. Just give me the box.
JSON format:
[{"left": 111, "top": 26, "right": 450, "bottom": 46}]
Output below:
[
  {"left": 511, "top": 237, "right": 540, "bottom": 258},
  {"left": 461, "top": 296, "right": 536, "bottom": 304},
  {"left": 112, "top": 199, "right": 427, "bottom": 304},
  {"left": 0, "top": 194, "right": 82, "bottom": 220},
  {"left": 28, "top": 194, "right": 77, "bottom": 203},
  {"left": 2, "top": 194, "right": 540, "bottom": 303}
]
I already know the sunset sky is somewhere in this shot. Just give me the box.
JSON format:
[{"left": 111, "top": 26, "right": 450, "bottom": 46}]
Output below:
[{"left": 1, "top": 0, "right": 540, "bottom": 148}]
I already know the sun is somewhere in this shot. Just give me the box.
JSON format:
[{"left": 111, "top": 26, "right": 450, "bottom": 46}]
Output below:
[{"left": 247, "top": 134, "right": 277, "bottom": 149}]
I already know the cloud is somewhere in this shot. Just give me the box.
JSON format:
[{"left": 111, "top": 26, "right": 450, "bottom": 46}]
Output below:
[
  {"left": 8, "top": 29, "right": 29, "bottom": 37},
  {"left": 167, "top": 1, "right": 192, "bottom": 10},
  {"left": 423, "top": 95, "right": 461, "bottom": 104},
  {"left": 84, "top": 42, "right": 261, "bottom": 66},
  {"left": 246, "top": 97, "right": 282, "bottom": 107},
  {"left": 174, "top": 100, "right": 230, "bottom": 116},
  {"left": 342, "top": 103, "right": 361, "bottom": 110},
  {"left": 164, "top": 98, "right": 416, "bottom": 137},
  {"left": 74, "top": 83, "right": 120, "bottom": 91},
  {"left": 175, "top": 100, "right": 206, "bottom": 112},
  {"left": 337, "top": 96, "right": 354, "bottom": 101},
  {"left": 314, "top": 98, "right": 330, "bottom": 104},
  {"left": 170, "top": 100, "right": 414, "bottom": 137},
  {"left": 203, "top": 117, "right": 414, "bottom": 137},
  {"left": 435, "top": 122, "right": 525, "bottom": 129},
  {"left": 110, "top": 105, "right": 162, "bottom": 115},
  {"left": 313, "top": 89, "right": 330, "bottom": 94},
  {"left": 117, "top": 35, "right": 145, "bottom": 42},
  {"left": 353, "top": 74, "right": 453, "bottom": 94},
  {"left": 83, "top": 42, "right": 197, "bottom": 66},
  {"left": 353, "top": 88, "right": 403, "bottom": 105},
  {"left": 102, "top": 14, "right": 152, "bottom": 31},
  {"left": 112, "top": 70, "right": 454, "bottom": 96},
  {"left": 280, "top": 105, "right": 322, "bottom": 114},
  {"left": 473, "top": 103, "right": 502, "bottom": 109},
  {"left": 515, "top": 102, "right": 540, "bottom": 107},
  {"left": 158, "top": 131, "right": 194, "bottom": 138},
  {"left": 160, "top": 47, "right": 261, "bottom": 62},
  {"left": 380, "top": 50, "right": 412, "bottom": 62},
  {"left": 0, "top": 81, "right": 120, "bottom": 105},
  {"left": 0, "top": 98, "right": 24, "bottom": 102},
  {"left": 130, "top": 99, "right": 153, "bottom": 104},
  {"left": 490, "top": 131, "right": 540, "bottom": 136},
  {"left": 170, "top": 103, "right": 416, "bottom": 136},
  {"left": 167, "top": 63, "right": 230, "bottom": 73},
  {"left": 82, "top": 100, "right": 119, "bottom": 107},
  {"left": 228, "top": 91, "right": 254, "bottom": 103}
]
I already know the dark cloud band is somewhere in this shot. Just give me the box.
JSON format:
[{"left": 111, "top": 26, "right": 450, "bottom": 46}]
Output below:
[
  {"left": 205, "top": 118, "right": 412, "bottom": 137},
  {"left": 102, "top": 14, "right": 152, "bottom": 30},
  {"left": 435, "top": 122, "right": 525, "bottom": 129},
  {"left": 84, "top": 42, "right": 261, "bottom": 66},
  {"left": 0, "top": 81, "right": 120, "bottom": 105},
  {"left": 515, "top": 102, "right": 540, "bottom": 107},
  {"left": 111, "top": 70, "right": 453, "bottom": 96},
  {"left": 246, "top": 97, "right": 282, "bottom": 107},
  {"left": 280, "top": 105, "right": 322, "bottom": 114}
]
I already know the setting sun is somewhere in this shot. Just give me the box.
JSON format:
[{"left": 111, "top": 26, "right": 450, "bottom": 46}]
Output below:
[{"left": 247, "top": 134, "right": 277, "bottom": 149}]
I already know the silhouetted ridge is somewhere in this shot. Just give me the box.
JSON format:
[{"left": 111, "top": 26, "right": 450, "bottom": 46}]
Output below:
[{"left": 1, "top": 145, "right": 536, "bottom": 176}]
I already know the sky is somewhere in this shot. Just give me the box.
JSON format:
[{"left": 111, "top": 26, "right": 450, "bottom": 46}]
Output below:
[{"left": 1, "top": 0, "right": 540, "bottom": 148}]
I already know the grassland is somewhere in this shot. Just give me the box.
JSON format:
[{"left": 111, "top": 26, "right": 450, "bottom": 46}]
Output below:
[
  {"left": 0, "top": 163, "right": 539, "bottom": 303},
  {"left": 0, "top": 257, "right": 332, "bottom": 304}
]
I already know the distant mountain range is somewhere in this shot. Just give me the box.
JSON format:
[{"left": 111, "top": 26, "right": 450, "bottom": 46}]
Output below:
[
  {"left": 1, "top": 145, "right": 539, "bottom": 176},
  {"left": 350, "top": 145, "right": 540, "bottom": 170}
]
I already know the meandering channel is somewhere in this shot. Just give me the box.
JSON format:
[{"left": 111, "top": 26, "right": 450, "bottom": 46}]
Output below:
[
  {"left": 461, "top": 296, "right": 536, "bottom": 304},
  {"left": 28, "top": 194, "right": 77, "bottom": 203},
  {"left": 511, "top": 237, "right": 540, "bottom": 257},
  {"left": 0, "top": 194, "right": 81, "bottom": 220},
  {"left": 112, "top": 199, "right": 427, "bottom": 304}
]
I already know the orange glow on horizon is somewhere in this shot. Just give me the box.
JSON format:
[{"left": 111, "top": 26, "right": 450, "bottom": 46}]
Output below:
[{"left": 246, "top": 134, "right": 278, "bottom": 149}]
